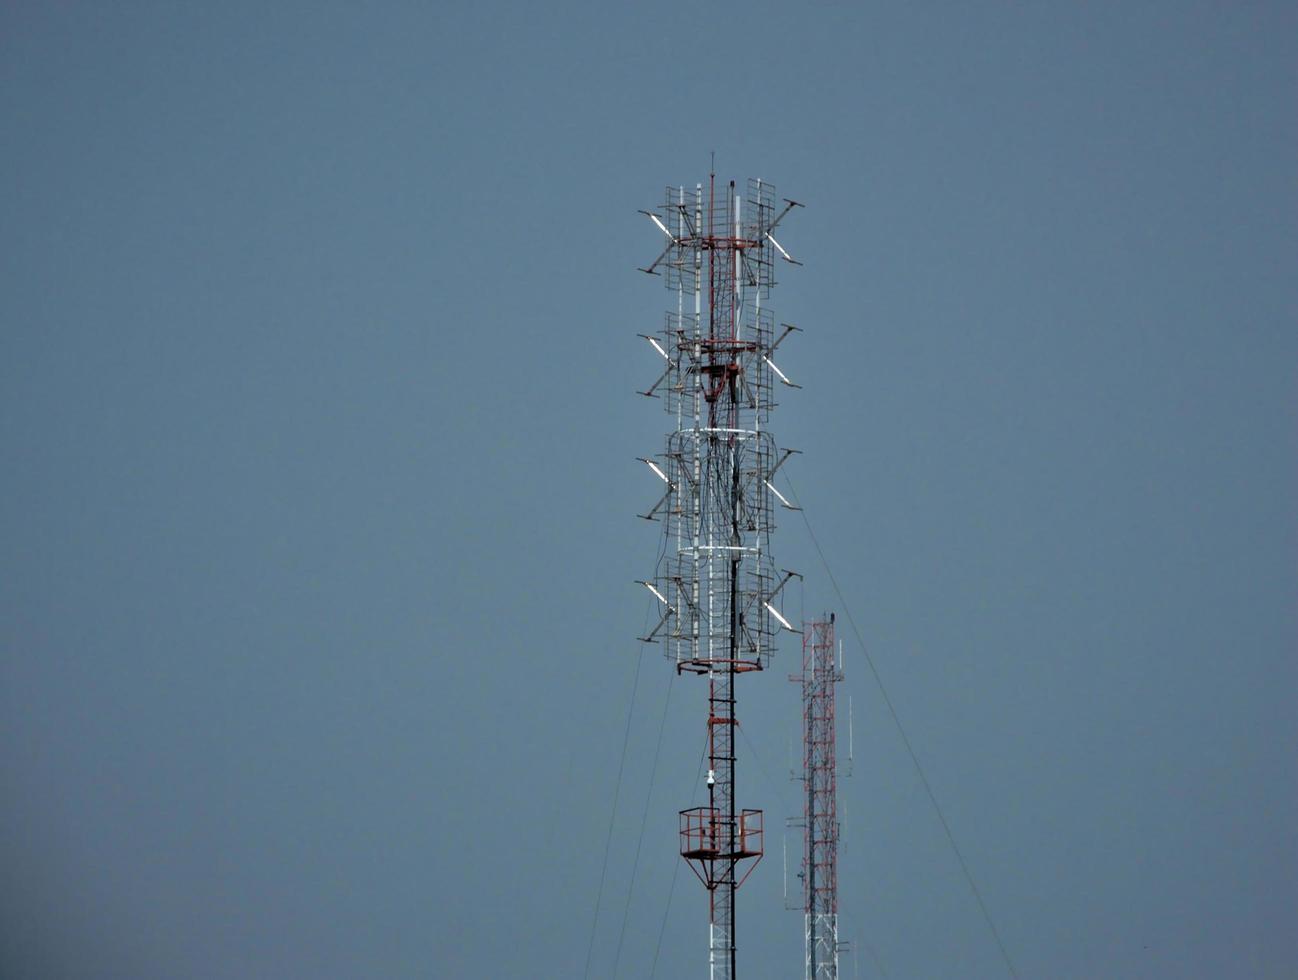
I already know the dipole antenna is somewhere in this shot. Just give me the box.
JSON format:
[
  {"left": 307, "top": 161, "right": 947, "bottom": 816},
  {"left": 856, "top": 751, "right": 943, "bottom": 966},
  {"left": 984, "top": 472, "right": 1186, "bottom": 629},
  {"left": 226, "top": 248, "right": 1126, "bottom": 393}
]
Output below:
[
  {"left": 637, "top": 175, "right": 803, "bottom": 979},
  {"left": 792, "top": 614, "right": 845, "bottom": 980}
]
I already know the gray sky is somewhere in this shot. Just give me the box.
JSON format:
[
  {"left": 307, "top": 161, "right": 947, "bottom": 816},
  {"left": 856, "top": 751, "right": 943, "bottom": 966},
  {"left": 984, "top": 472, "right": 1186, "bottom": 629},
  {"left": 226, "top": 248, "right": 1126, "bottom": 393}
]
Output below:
[{"left": 2, "top": 2, "right": 1294, "bottom": 977}]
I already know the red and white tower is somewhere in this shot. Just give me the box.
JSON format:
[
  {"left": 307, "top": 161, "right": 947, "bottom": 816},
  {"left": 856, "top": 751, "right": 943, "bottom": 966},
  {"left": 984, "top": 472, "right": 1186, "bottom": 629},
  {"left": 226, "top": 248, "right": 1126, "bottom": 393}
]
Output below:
[
  {"left": 637, "top": 173, "right": 803, "bottom": 979},
  {"left": 795, "top": 616, "right": 844, "bottom": 980}
]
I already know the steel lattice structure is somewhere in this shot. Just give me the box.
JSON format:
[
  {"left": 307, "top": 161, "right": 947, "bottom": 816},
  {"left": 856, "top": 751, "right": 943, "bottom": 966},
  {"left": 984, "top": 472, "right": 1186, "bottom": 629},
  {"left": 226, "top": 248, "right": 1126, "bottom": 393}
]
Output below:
[
  {"left": 637, "top": 173, "right": 802, "bottom": 980},
  {"left": 796, "top": 616, "right": 843, "bottom": 980}
]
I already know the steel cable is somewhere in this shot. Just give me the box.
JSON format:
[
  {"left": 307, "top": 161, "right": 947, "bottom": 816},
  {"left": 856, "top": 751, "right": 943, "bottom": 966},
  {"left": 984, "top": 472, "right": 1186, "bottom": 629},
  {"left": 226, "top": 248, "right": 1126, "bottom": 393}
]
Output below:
[
  {"left": 782, "top": 475, "right": 1020, "bottom": 980},
  {"left": 612, "top": 666, "right": 675, "bottom": 976},
  {"left": 583, "top": 601, "right": 652, "bottom": 980}
]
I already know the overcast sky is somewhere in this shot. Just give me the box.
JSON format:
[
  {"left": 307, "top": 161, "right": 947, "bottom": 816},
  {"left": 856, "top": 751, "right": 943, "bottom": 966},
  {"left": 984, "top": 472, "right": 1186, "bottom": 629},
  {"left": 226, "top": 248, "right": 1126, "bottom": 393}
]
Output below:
[{"left": 2, "top": 2, "right": 1294, "bottom": 977}]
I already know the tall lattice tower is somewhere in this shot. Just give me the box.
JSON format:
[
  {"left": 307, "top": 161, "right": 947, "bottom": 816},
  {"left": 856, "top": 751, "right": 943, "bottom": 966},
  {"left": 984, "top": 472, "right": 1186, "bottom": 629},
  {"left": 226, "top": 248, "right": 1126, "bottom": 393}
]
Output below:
[
  {"left": 795, "top": 616, "right": 844, "bottom": 979},
  {"left": 637, "top": 173, "right": 803, "bottom": 979}
]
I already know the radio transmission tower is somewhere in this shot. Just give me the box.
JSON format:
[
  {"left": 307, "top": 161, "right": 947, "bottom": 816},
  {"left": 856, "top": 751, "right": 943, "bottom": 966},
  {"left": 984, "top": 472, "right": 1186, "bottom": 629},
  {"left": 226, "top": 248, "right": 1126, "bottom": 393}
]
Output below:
[
  {"left": 637, "top": 173, "right": 803, "bottom": 979},
  {"left": 795, "top": 616, "right": 844, "bottom": 980}
]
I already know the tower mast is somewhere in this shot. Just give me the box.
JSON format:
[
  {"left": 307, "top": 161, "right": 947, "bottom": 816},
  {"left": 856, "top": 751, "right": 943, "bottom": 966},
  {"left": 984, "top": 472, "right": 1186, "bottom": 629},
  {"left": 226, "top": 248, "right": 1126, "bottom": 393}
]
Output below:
[
  {"left": 638, "top": 174, "right": 803, "bottom": 978},
  {"left": 795, "top": 615, "right": 843, "bottom": 980}
]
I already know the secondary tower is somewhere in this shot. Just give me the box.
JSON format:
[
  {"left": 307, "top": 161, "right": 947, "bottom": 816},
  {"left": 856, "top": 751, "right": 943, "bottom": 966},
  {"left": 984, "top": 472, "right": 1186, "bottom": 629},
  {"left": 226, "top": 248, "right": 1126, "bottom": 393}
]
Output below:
[{"left": 794, "top": 615, "right": 845, "bottom": 979}]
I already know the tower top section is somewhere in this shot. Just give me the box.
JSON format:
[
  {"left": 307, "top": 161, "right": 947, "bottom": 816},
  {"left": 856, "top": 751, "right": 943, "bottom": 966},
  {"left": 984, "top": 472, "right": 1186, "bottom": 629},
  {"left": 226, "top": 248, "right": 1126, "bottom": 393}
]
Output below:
[
  {"left": 640, "top": 176, "right": 803, "bottom": 296},
  {"left": 635, "top": 175, "right": 804, "bottom": 675}
]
